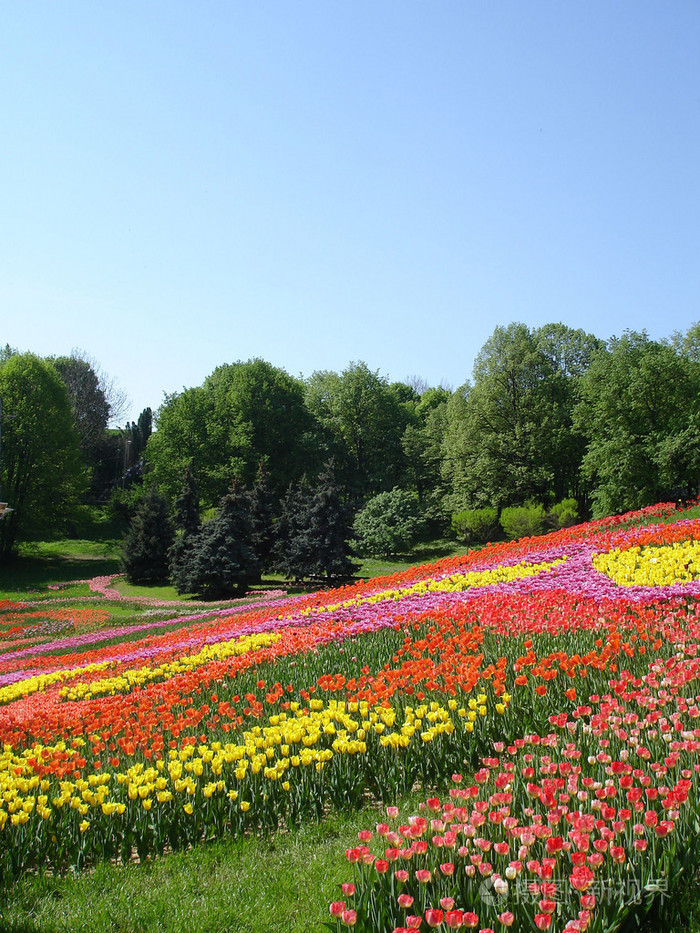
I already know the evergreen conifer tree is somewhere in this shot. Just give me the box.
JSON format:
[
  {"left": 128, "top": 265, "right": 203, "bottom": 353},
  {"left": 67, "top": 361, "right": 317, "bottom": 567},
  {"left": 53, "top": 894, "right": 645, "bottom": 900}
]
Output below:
[
  {"left": 248, "top": 462, "right": 275, "bottom": 579},
  {"left": 305, "top": 462, "right": 358, "bottom": 583},
  {"left": 121, "top": 485, "right": 174, "bottom": 584},
  {"left": 272, "top": 480, "right": 314, "bottom": 583},
  {"left": 273, "top": 464, "right": 357, "bottom": 584},
  {"left": 169, "top": 468, "right": 202, "bottom": 594},
  {"left": 187, "top": 482, "right": 260, "bottom": 599}
]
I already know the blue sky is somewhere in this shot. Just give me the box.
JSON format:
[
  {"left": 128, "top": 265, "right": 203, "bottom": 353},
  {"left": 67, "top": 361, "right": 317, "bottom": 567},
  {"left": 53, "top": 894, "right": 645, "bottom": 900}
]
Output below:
[{"left": 2, "top": 1, "right": 698, "bottom": 423}]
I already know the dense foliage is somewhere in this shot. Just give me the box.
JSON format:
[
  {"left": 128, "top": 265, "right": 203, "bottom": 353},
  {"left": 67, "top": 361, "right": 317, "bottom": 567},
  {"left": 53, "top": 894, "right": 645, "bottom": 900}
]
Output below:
[
  {"left": 169, "top": 468, "right": 202, "bottom": 595},
  {"left": 185, "top": 484, "right": 261, "bottom": 599},
  {"left": 272, "top": 463, "right": 358, "bottom": 583},
  {"left": 3, "top": 321, "right": 700, "bottom": 563},
  {"left": 120, "top": 486, "right": 174, "bottom": 585},
  {"left": 0, "top": 353, "right": 85, "bottom": 557},
  {"left": 353, "top": 488, "right": 424, "bottom": 558}
]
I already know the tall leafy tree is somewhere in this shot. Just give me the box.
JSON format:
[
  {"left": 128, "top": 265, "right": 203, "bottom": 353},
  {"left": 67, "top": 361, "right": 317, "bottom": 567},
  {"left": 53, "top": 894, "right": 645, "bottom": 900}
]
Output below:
[
  {"left": 401, "top": 386, "right": 451, "bottom": 521},
  {"left": 443, "top": 324, "right": 555, "bottom": 510},
  {"left": 51, "top": 351, "right": 129, "bottom": 499},
  {"left": 204, "top": 359, "right": 315, "bottom": 495},
  {"left": 575, "top": 331, "right": 700, "bottom": 516},
  {"left": 442, "top": 323, "right": 596, "bottom": 512},
  {"left": 51, "top": 354, "right": 111, "bottom": 461},
  {"left": 669, "top": 320, "right": 700, "bottom": 362},
  {"left": 305, "top": 362, "right": 411, "bottom": 497},
  {"left": 534, "top": 323, "right": 603, "bottom": 507},
  {"left": 146, "top": 360, "right": 314, "bottom": 506},
  {"left": 145, "top": 385, "right": 247, "bottom": 508},
  {"left": 0, "top": 353, "right": 85, "bottom": 558}
]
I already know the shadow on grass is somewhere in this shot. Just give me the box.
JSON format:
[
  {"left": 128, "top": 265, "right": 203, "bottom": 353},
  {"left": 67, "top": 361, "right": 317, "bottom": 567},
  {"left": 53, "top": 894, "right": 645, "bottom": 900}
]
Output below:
[{"left": 0, "top": 555, "right": 120, "bottom": 595}]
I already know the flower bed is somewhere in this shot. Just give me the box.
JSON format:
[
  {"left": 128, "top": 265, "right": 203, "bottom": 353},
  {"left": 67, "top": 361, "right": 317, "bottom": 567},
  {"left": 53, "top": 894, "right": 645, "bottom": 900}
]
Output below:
[{"left": 0, "top": 501, "right": 699, "bottom": 933}]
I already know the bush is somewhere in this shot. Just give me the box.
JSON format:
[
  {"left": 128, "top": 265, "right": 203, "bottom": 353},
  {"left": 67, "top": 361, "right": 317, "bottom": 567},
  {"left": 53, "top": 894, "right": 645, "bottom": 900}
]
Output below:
[
  {"left": 547, "top": 498, "right": 579, "bottom": 528},
  {"left": 499, "top": 503, "right": 546, "bottom": 540},
  {"left": 450, "top": 507, "right": 499, "bottom": 544},
  {"left": 353, "top": 488, "right": 424, "bottom": 558}
]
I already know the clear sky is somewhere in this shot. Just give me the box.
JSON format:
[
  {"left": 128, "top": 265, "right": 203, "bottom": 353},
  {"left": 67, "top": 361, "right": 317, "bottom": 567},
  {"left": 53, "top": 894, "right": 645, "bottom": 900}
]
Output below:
[{"left": 2, "top": 1, "right": 699, "bottom": 423}]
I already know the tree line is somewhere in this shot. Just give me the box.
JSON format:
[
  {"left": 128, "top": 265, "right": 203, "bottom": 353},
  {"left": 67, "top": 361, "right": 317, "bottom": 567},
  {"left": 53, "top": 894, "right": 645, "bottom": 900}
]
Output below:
[
  {"left": 2, "top": 321, "right": 700, "bottom": 568},
  {"left": 123, "top": 462, "right": 359, "bottom": 596}
]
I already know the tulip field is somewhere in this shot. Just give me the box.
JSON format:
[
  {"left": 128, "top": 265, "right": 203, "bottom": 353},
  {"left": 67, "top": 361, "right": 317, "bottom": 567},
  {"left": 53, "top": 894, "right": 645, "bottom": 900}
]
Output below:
[{"left": 3, "top": 502, "right": 700, "bottom": 931}]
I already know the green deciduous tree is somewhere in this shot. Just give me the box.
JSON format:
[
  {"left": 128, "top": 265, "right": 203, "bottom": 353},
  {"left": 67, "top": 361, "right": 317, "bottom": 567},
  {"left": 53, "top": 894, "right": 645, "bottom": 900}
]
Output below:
[
  {"left": 305, "top": 362, "right": 412, "bottom": 497},
  {"left": 52, "top": 354, "right": 110, "bottom": 460},
  {"left": 442, "top": 323, "right": 597, "bottom": 513},
  {"left": 146, "top": 360, "right": 314, "bottom": 507},
  {"left": 0, "top": 353, "right": 85, "bottom": 558},
  {"left": 145, "top": 385, "right": 241, "bottom": 508},
  {"left": 401, "top": 386, "right": 451, "bottom": 523},
  {"left": 353, "top": 488, "right": 424, "bottom": 558},
  {"left": 575, "top": 331, "right": 700, "bottom": 517}
]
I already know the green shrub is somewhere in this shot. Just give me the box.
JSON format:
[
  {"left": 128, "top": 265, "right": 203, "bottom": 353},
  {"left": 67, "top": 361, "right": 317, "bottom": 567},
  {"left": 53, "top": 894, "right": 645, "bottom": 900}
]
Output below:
[
  {"left": 499, "top": 503, "right": 546, "bottom": 540},
  {"left": 450, "top": 507, "right": 499, "bottom": 544},
  {"left": 548, "top": 498, "right": 578, "bottom": 528},
  {"left": 353, "top": 488, "right": 424, "bottom": 558}
]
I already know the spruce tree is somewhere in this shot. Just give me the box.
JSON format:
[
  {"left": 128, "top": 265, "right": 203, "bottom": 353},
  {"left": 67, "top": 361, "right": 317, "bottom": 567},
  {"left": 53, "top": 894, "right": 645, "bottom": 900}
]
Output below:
[
  {"left": 272, "top": 480, "right": 314, "bottom": 583},
  {"left": 169, "top": 467, "right": 202, "bottom": 594},
  {"left": 187, "top": 482, "right": 260, "bottom": 599},
  {"left": 305, "top": 462, "right": 359, "bottom": 583},
  {"left": 121, "top": 486, "right": 174, "bottom": 584},
  {"left": 273, "top": 464, "right": 357, "bottom": 584},
  {"left": 248, "top": 462, "right": 275, "bottom": 580}
]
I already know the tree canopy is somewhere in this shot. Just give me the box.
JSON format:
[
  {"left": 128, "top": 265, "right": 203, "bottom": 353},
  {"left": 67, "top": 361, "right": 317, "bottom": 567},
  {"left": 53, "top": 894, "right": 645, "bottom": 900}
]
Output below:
[
  {"left": 5, "top": 320, "right": 700, "bottom": 569},
  {"left": 0, "top": 353, "right": 85, "bottom": 558},
  {"left": 146, "top": 360, "right": 313, "bottom": 506},
  {"left": 305, "top": 362, "right": 412, "bottom": 497},
  {"left": 576, "top": 331, "right": 700, "bottom": 516}
]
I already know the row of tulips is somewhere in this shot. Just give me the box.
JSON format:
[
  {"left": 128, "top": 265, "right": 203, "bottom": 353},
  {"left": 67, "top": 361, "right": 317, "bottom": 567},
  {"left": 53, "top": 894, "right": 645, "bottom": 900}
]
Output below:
[
  {"left": 0, "top": 500, "right": 699, "bottom": 912},
  {"left": 328, "top": 644, "right": 700, "bottom": 932}
]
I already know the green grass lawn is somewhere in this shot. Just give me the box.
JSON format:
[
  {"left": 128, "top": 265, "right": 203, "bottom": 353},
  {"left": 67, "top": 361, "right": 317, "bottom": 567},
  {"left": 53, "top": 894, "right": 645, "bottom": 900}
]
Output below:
[
  {"left": 0, "top": 556, "right": 119, "bottom": 600},
  {"left": 0, "top": 794, "right": 424, "bottom": 933}
]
